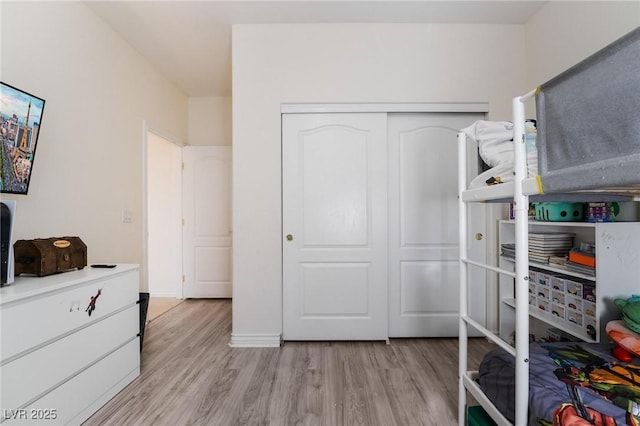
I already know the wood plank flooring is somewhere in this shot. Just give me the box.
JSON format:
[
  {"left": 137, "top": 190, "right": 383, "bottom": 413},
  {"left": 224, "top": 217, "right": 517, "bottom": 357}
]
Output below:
[
  {"left": 85, "top": 299, "right": 495, "bottom": 426},
  {"left": 146, "top": 297, "right": 184, "bottom": 322}
]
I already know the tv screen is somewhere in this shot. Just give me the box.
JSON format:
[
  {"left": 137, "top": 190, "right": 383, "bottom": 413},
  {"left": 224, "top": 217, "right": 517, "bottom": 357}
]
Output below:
[{"left": 1, "top": 82, "right": 46, "bottom": 195}]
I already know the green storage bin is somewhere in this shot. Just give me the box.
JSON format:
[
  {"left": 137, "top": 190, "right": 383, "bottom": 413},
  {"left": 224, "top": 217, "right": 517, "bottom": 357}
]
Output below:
[
  {"left": 467, "top": 406, "right": 498, "bottom": 426},
  {"left": 534, "top": 202, "right": 584, "bottom": 221}
]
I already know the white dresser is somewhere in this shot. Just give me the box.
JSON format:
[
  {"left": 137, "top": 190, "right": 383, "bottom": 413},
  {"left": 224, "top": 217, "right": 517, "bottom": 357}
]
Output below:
[{"left": 0, "top": 264, "right": 140, "bottom": 425}]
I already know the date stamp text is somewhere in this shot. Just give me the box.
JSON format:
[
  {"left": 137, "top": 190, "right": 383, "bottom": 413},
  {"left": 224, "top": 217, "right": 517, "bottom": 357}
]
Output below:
[{"left": 3, "top": 409, "right": 58, "bottom": 421}]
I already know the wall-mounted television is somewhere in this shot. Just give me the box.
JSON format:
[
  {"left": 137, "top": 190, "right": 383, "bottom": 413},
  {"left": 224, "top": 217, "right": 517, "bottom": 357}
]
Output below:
[{"left": 0, "top": 82, "right": 46, "bottom": 195}]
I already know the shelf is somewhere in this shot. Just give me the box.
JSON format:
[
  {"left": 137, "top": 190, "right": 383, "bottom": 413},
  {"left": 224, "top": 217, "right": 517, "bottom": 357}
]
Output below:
[
  {"left": 460, "top": 180, "right": 544, "bottom": 202},
  {"left": 500, "top": 256, "right": 595, "bottom": 282},
  {"left": 501, "top": 219, "right": 595, "bottom": 228},
  {"left": 461, "top": 182, "right": 515, "bottom": 202},
  {"left": 529, "top": 261, "right": 595, "bottom": 281},
  {"left": 502, "top": 298, "right": 596, "bottom": 342}
]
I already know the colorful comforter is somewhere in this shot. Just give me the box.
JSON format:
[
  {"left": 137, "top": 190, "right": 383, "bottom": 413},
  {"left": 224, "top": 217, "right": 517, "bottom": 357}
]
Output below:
[{"left": 477, "top": 343, "right": 640, "bottom": 425}]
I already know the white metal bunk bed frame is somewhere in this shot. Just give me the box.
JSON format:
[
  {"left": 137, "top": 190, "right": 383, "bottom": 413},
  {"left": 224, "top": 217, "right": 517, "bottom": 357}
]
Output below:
[
  {"left": 458, "top": 26, "right": 640, "bottom": 425},
  {"left": 457, "top": 89, "right": 537, "bottom": 426}
]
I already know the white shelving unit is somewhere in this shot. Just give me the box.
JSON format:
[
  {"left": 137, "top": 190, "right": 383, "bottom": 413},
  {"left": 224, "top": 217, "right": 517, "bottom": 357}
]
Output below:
[{"left": 499, "top": 220, "right": 640, "bottom": 344}]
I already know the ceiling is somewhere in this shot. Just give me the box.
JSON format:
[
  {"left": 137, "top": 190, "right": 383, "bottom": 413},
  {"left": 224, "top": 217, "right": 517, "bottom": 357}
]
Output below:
[{"left": 85, "top": 1, "right": 547, "bottom": 98}]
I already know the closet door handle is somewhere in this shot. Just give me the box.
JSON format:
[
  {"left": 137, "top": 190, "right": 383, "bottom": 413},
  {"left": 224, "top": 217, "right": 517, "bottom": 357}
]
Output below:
[
  {"left": 475, "top": 233, "right": 484, "bottom": 241},
  {"left": 286, "top": 234, "right": 294, "bottom": 241}
]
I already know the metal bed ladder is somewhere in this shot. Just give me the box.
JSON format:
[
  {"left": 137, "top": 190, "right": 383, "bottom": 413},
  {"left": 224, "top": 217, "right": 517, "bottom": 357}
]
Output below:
[{"left": 457, "top": 90, "right": 535, "bottom": 426}]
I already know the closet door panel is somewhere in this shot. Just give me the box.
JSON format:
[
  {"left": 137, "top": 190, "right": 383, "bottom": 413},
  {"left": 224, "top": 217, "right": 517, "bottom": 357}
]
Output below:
[
  {"left": 388, "top": 113, "right": 486, "bottom": 337},
  {"left": 282, "top": 113, "right": 388, "bottom": 341}
]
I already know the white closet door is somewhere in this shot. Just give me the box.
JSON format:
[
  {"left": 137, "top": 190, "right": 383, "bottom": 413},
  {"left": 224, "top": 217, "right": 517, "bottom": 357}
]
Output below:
[
  {"left": 282, "top": 113, "right": 388, "bottom": 341},
  {"left": 387, "top": 113, "right": 486, "bottom": 337}
]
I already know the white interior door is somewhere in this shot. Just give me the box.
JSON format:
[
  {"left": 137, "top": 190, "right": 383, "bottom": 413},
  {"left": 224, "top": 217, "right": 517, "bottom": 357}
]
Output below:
[
  {"left": 387, "top": 113, "right": 486, "bottom": 337},
  {"left": 182, "top": 146, "right": 232, "bottom": 298},
  {"left": 282, "top": 113, "right": 388, "bottom": 341}
]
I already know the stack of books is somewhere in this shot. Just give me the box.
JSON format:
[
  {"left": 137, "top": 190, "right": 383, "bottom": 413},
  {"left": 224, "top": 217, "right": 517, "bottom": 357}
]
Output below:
[
  {"left": 501, "top": 233, "right": 575, "bottom": 264},
  {"left": 528, "top": 232, "right": 575, "bottom": 264},
  {"left": 500, "top": 243, "right": 516, "bottom": 259},
  {"left": 566, "top": 246, "right": 596, "bottom": 276}
]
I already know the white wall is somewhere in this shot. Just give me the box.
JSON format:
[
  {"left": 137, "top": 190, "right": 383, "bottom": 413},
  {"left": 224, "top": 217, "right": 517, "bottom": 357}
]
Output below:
[
  {"left": 525, "top": 2, "right": 640, "bottom": 88},
  {"left": 188, "top": 97, "right": 232, "bottom": 146},
  {"left": 524, "top": 2, "right": 640, "bottom": 220},
  {"left": 231, "top": 23, "right": 527, "bottom": 338},
  {"left": 1, "top": 2, "right": 187, "bottom": 290}
]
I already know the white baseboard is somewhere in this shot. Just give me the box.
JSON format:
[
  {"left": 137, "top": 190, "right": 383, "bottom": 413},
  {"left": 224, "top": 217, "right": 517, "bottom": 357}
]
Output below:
[
  {"left": 229, "top": 333, "right": 282, "bottom": 348},
  {"left": 148, "top": 290, "right": 177, "bottom": 298}
]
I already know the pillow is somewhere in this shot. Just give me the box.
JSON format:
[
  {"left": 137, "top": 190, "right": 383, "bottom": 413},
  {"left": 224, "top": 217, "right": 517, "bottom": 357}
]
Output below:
[
  {"left": 461, "top": 120, "right": 514, "bottom": 167},
  {"left": 606, "top": 320, "right": 640, "bottom": 357}
]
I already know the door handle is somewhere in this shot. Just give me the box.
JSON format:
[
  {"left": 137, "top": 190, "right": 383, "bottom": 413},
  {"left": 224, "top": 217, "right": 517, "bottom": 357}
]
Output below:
[
  {"left": 475, "top": 233, "right": 483, "bottom": 241},
  {"left": 286, "top": 234, "right": 293, "bottom": 241}
]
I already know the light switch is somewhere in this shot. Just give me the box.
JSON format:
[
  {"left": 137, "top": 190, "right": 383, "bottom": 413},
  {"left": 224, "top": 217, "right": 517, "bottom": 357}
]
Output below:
[{"left": 122, "top": 208, "right": 133, "bottom": 223}]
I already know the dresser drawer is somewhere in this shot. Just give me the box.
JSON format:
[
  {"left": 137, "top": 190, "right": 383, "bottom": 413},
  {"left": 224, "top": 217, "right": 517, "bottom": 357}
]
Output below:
[
  {"left": 1, "top": 304, "right": 138, "bottom": 411},
  {"left": 3, "top": 338, "right": 140, "bottom": 425},
  {"left": 1, "top": 270, "right": 138, "bottom": 361}
]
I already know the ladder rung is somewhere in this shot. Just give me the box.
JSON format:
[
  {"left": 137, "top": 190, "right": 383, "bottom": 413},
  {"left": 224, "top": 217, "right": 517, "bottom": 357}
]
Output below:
[
  {"left": 461, "top": 315, "right": 516, "bottom": 356},
  {"left": 462, "top": 259, "right": 516, "bottom": 278}
]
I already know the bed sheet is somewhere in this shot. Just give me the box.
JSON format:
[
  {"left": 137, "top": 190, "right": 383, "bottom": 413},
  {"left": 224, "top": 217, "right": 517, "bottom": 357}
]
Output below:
[{"left": 477, "top": 342, "right": 640, "bottom": 425}]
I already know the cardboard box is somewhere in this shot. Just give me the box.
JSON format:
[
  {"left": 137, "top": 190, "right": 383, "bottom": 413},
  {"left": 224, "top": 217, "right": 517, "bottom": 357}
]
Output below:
[
  {"left": 550, "top": 276, "right": 566, "bottom": 291},
  {"left": 584, "top": 316, "right": 597, "bottom": 340},
  {"left": 551, "top": 303, "right": 565, "bottom": 320},
  {"left": 537, "top": 299, "right": 550, "bottom": 312},
  {"left": 537, "top": 273, "right": 552, "bottom": 286},
  {"left": 566, "top": 294, "right": 583, "bottom": 311},
  {"left": 551, "top": 290, "right": 565, "bottom": 305},
  {"left": 566, "top": 310, "right": 583, "bottom": 326},
  {"left": 583, "top": 300, "right": 596, "bottom": 318},
  {"left": 565, "top": 279, "right": 583, "bottom": 297},
  {"left": 537, "top": 285, "right": 550, "bottom": 300},
  {"left": 583, "top": 285, "right": 596, "bottom": 302}
]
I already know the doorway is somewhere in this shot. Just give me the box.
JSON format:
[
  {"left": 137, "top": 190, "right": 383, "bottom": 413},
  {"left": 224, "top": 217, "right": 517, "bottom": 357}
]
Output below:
[
  {"left": 146, "top": 130, "right": 183, "bottom": 299},
  {"left": 144, "top": 129, "right": 233, "bottom": 301}
]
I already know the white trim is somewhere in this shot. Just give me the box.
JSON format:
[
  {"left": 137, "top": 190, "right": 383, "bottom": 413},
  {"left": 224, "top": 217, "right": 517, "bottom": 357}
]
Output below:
[
  {"left": 281, "top": 102, "right": 489, "bottom": 114},
  {"left": 229, "top": 333, "right": 282, "bottom": 348},
  {"left": 141, "top": 120, "right": 150, "bottom": 294},
  {"left": 149, "top": 290, "right": 178, "bottom": 298}
]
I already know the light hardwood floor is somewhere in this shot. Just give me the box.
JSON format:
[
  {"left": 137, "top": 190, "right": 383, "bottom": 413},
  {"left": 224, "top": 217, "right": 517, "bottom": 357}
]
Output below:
[
  {"left": 85, "top": 299, "right": 494, "bottom": 426},
  {"left": 146, "top": 297, "right": 184, "bottom": 322}
]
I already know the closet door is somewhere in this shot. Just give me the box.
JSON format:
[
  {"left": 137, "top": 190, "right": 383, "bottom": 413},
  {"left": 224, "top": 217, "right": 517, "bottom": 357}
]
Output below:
[
  {"left": 387, "top": 113, "right": 486, "bottom": 337},
  {"left": 282, "top": 113, "right": 388, "bottom": 340}
]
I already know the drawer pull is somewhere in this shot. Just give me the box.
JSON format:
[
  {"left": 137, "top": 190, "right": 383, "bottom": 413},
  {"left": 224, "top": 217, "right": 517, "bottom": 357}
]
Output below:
[{"left": 86, "top": 289, "right": 102, "bottom": 317}]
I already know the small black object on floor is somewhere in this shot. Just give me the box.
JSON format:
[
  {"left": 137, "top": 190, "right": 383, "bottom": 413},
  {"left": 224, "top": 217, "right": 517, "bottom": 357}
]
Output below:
[{"left": 138, "top": 292, "right": 150, "bottom": 352}]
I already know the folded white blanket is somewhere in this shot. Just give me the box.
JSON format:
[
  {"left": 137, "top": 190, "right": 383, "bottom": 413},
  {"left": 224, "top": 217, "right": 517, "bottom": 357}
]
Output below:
[{"left": 462, "top": 120, "right": 537, "bottom": 188}]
